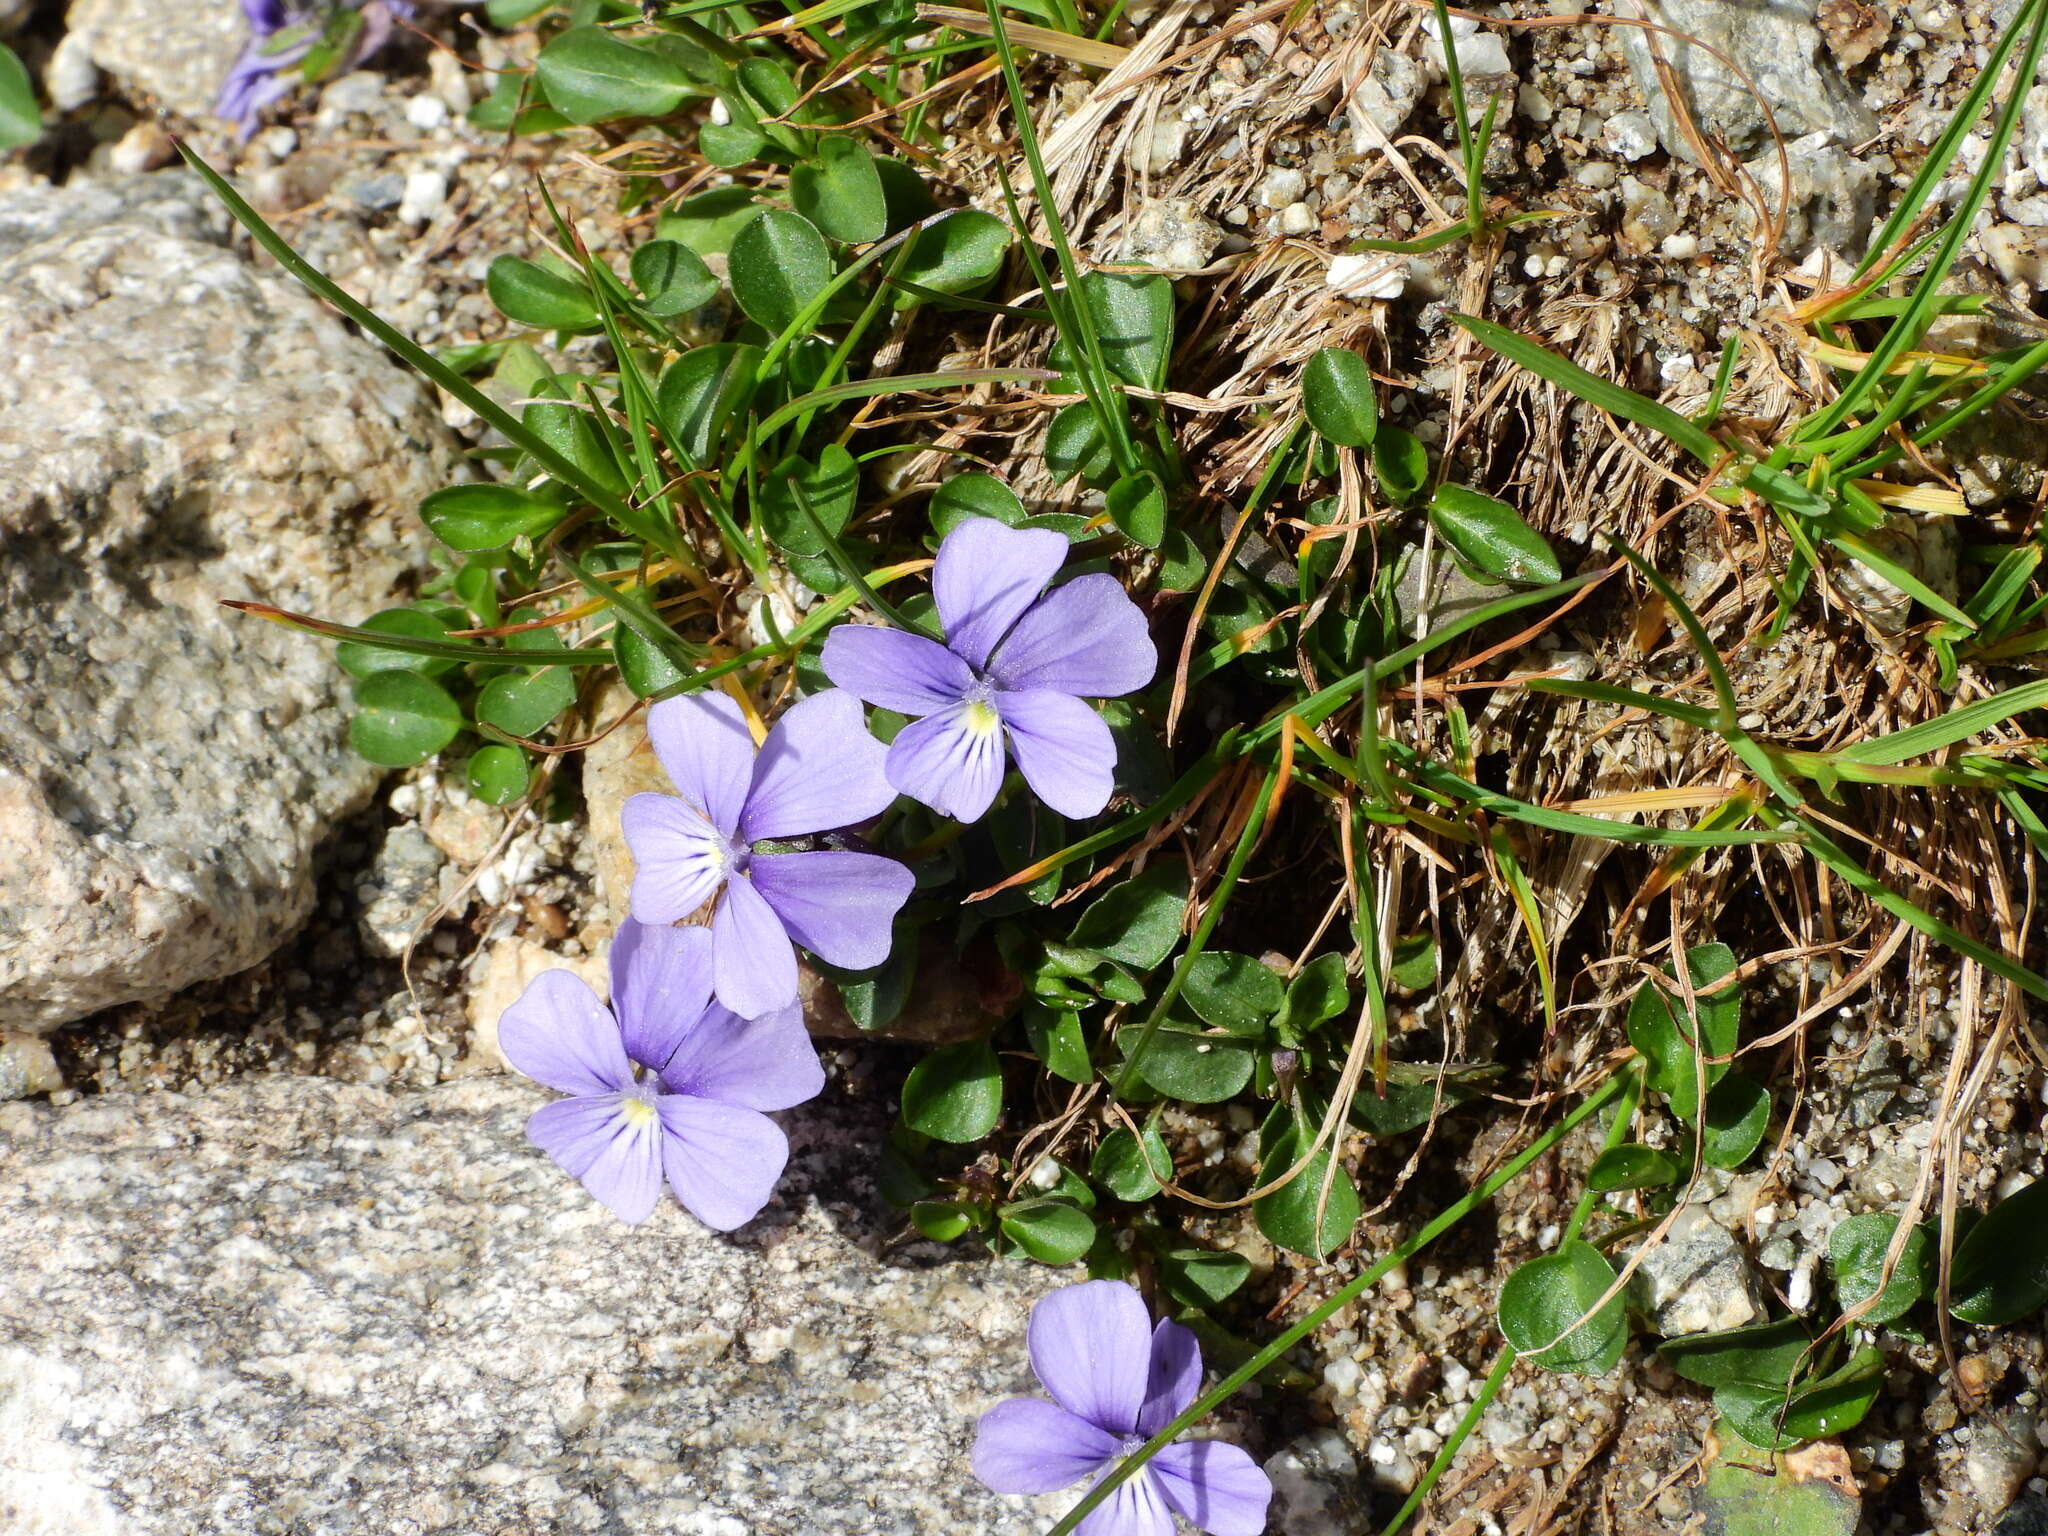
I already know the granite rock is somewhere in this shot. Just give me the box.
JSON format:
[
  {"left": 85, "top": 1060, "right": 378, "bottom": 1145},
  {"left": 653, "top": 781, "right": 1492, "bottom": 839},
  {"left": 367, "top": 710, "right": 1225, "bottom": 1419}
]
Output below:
[
  {"left": 64, "top": 0, "right": 248, "bottom": 119},
  {"left": 0, "top": 174, "right": 454, "bottom": 1030},
  {"left": 0, "top": 1072, "right": 1068, "bottom": 1535},
  {"left": 1616, "top": 0, "right": 1877, "bottom": 164},
  {"left": 1628, "top": 1204, "right": 1768, "bottom": 1336}
]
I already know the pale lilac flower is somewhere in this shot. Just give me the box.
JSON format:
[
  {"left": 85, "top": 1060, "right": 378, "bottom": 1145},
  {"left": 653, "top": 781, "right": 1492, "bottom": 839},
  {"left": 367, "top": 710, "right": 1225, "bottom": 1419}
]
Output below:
[
  {"left": 217, "top": 0, "right": 413, "bottom": 140},
  {"left": 498, "top": 919, "right": 824, "bottom": 1229},
  {"left": 621, "top": 689, "right": 914, "bottom": 1020},
  {"left": 820, "top": 517, "right": 1155, "bottom": 824},
  {"left": 973, "top": 1281, "right": 1272, "bottom": 1536}
]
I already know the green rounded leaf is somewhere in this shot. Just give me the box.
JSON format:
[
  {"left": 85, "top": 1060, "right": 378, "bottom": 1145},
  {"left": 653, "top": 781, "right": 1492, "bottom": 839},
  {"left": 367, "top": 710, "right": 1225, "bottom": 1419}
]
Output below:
[
  {"left": 1107, "top": 470, "right": 1167, "bottom": 550},
  {"left": 336, "top": 607, "right": 458, "bottom": 679},
  {"left": 1091, "top": 1125, "right": 1172, "bottom": 1201},
  {"left": 349, "top": 672, "right": 463, "bottom": 767},
  {"left": 1023, "top": 1004, "right": 1093, "bottom": 1086},
  {"left": 420, "top": 483, "right": 567, "bottom": 552},
  {"left": 1255, "top": 1105, "right": 1360, "bottom": 1259},
  {"left": 758, "top": 445, "right": 858, "bottom": 557},
  {"left": 1657, "top": 1317, "right": 1811, "bottom": 1389},
  {"left": 1428, "top": 484, "right": 1563, "bottom": 585},
  {"left": 466, "top": 743, "right": 533, "bottom": 805},
  {"left": 1302, "top": 347, "right": 1379, "bottom": 448},
  {"left": 1498, "top": 1240, "right": 1628, "bottom": 1375},
  {"left": 655, "top": 343, "right": 762, "bottom": 465},
  {"left": 523, "top": 390, "right": 628, "bottom": 497},
  {"left": 1045, "top": 402, "right": 1111, "bottom": 484},
  {"left": 1070, "top": 866, "right": 1188, "bottom": 971},
  {"left": 1951, "top": 1175, "right": 2048, "bottom": 1325},
  {"left": 1625, "top": 942, "right": 1741, "bottom": 1123},
  {"left": 1372, "top": 425, "right": 1428, "bottom": 504},
  {"left": 1830, "top": 1213, "right": 1932, "bottom": 1326},
  {"left": 657, "top": 188, "right": 760, "bottom": 257},
  {"left": 1701, "top": 1073, "right": 1771, "bottom": 1170},
  {"left": 930, "top": 473, "right": 1028, "bottom": 535},
  {"left": 1273, "top": 954, "right": 1349, "bottom": 1045},
  {"left": 999, "top": 1198, "right": 1096, "bottom": 1265},
  {"left": 911, "top": 1200, "right": 975, "bottom": 1243},
  {"left": 1160, "top": 1248, "right": 1252, "bottom": 1309},
  {"left": 1077, "top": 272, "right": 1172, "bottom": 392},
  {"left": 614, "top": 623, "right": 688, "bottom": 698},
  {"left": 0, "top": 43, "right": 40, "bottom": 149},
  {"left": 477, "top": 664, "right": 576, "bottom": 738},
  {"left": 485, "top": 255, "right": 599, "bottom": 330},
  {"left": 1128, "top": 1031, "right": 1254, "bottom": 1103},
  {"left": 1587, "top": 1144, "right": 1682, "bottom": 1193},
  {"left": 791, "top": 137, "right": 889, "bottom": 245},
  {"left": 900, "top": 1039, "right": 1003, "bottom": 1143},
  {"left": 896, "top": 209, "right": 1013, "bottom": 303},
  {"left": 630, "top": 239, "right": 719, "bottom": 318},
  {"left": 535, "top": 26, "right": 691, "bottom": 125},
  {"left": 728, "top": 209, "right": 833, "bottom": 333},
  {"left": 1183, "top": 951, "right": 1284, "bottom": 1037}
]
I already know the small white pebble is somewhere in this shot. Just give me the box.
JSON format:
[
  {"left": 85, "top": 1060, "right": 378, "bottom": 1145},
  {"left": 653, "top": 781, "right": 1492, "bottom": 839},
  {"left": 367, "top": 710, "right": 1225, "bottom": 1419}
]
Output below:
[
  {"left": 1327, "top": 253, "right": 1407, "bottom": 301},
  {"left": 1027, "top": 1157, "right": 1062, "bottom": 1190},
  {"left": 1278, "top": 201, "right": 1317, "bottom": 236},
  {"left": 405, "top": 92, "right": 450, "bottom": 130},
  {"left": 398, "top": 168, "right": 448, "bottom": 226},
  {"left": 1661, "top": 233, "right": 1702, "bottom": 260}
]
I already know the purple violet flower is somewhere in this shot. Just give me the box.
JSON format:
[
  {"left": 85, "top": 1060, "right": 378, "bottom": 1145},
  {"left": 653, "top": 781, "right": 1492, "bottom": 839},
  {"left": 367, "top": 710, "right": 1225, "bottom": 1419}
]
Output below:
[
  {"left": 217, "top": 0, "right": 413, "bottom": 140},
  {"left": 498, "top": 919, "right": 824, "bottom": 1229},
  {"left": 973, "top": 1280, "right": 1272, "bottom": 1536},
  {"left": 620, "top": 688, "right": 915, "bottom": 1020},
  {"left": 820, "top": 516, "right": 1156, "bottom": 824}
]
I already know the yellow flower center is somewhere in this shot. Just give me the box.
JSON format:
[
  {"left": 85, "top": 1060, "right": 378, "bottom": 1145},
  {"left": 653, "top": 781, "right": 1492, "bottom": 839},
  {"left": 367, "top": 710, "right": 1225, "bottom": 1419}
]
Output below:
[
  {"left": 963, "top": 700, "right": 1001, "bottom": 736},
  {"left": 619, "top": 1097, "right": 658, "bottom": 1129}
]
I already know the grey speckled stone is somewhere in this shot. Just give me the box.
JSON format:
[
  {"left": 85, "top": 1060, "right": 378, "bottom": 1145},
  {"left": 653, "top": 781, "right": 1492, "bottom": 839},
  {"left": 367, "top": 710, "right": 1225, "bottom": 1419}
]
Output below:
[
  {"left": 1615, "top": 0, "right": 1876, "bottom": 164},
  {"left": 64, "top": 0, "right": 248, "bottom": 119},
  {"left": 0, "top": 173, "right": 454, "bottom": 1030},
  {"left": 0, "top": 1072, "right": 1067, "bottom": 1536}
]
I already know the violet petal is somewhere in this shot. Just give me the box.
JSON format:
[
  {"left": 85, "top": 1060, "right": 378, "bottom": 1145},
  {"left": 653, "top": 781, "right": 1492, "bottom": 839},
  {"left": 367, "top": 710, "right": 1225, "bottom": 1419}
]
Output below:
[
  {"left": 750, "top": 849, "right": 914, "bottom": 971},
  {"left": 1027, "top": 1280, "right": 1153, "bottom": 1435},
  {"left": 497, "top": 970, "right": 634, "bottom": 1097},
  {"left": 933, "top": 517, "right": 1067, "bottom": 670},
  {"left": 884, "top": 703, "right": 1009, "bottom": 822},
  {"left": 1136, "top": 1319, "right": 1203, "bottom": 1437},
  {"left": 1074, "top": 1469, "right": 1176, "bottom": 1536},
  {"left": 654, "top": 1095, "right": 789, "bottom": 1231},
  {"left": 971, "top": 1398, "right": 1119, "bottom": 1495},
  {"left": 710, "top": 876, "right": 798, "bottom": 1018},
  {"left": 621, "top": 792, "right": 730, "bottom": 925},
  {"left": 659, "top": 1000, "right": 822, "bottom": 1111},
  {"left": 525, "top": 1096, "right": 664, "bottom": 1225},
  {"left": 989, "top": 572, "right": 1156, "bottom": 697},
  {"left": 995, "top": 688, "right": 1117, "bottom": 820},
  {"left": 608, "top": 920, "right": 716, "bottom": 1075},
  {"left": 740, "top": 689, "right": 897, "bottom": 843},
  {"left": 820, "top": 623, "right": 976, "bottom": 716},
  {"left": 647, "top": 691, "right": 756, "bottom": 838},
  {"left": 1148, "top": 1440, "right": 1273, "bottom": 1536}
]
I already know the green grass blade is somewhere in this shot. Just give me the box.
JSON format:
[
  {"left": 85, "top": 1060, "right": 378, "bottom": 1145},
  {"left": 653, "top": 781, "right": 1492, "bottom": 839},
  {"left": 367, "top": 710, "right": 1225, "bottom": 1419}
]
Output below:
[
  {"left": 223, "top": 600, "right": 612, "bottom": 665},
  {"left": 1452, "top": 314, "right": 1726, "bottom": 465},
  {"left": 1391, "top": 749, "right": 1789, "bottom": 847},
  {"left": 1838, "top": 678, "right": 2048, "bottom": 765}
]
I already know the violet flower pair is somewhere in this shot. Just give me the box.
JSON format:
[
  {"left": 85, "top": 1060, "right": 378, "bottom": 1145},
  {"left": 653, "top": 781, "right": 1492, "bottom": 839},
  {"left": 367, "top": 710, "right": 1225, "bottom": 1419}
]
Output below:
[
  {"left": 975, "top": 1281, "right": 1271, "bottom": 1536},
  {"left": 218, "top": 0, "right": 412, "bottom": 140},
  {"left": 821, "top": 516, "right": 1157, "bottom": 825}
]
